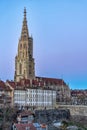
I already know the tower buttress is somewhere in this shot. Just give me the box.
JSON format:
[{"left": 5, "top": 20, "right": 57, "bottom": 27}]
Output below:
[{"left": 14, "top": 8, "right": 35, "bottom": 82}]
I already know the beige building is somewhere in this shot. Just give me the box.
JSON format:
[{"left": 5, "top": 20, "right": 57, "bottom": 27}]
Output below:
[
  {"left": 6, "top": 80, "right": 16, "bottom": 106},
  {"left": 14, "top": 8, "right": 35, "bottom": 82}
]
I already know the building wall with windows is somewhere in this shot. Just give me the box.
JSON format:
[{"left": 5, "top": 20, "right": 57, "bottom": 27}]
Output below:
[
  {"left": 14, "top": 87, "right": 56, "bottom": 108},
  {"left": 0, "top": 80, "right": 12, "bottom": 107},
  {"left": 14, "top": 88, "right": 26, "bottom": 106},
  {"left": 27, "top": 88, "right": 56, "bottom": 107}
]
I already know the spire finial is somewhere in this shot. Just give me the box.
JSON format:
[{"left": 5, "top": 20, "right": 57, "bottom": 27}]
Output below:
[{"left": 24, "top": 7, "right": 26, "bottom": 17}]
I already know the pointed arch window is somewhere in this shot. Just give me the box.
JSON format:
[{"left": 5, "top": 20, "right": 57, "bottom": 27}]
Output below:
[
  {"left": 20, "top": 44, "right": 22, "bottom": 49},
  {"left": 19, "top": 63, "right": 22, "bottom": 74}
]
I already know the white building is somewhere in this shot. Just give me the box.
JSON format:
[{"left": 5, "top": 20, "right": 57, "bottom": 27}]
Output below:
[
  {"left": 27, "top": 88, "right": 56, "bottom": 107},
  {"left": 14, "top": 87, "right": 56, "bottom": 108},
  {"left": 14, "top": 88, "right": 26, "bottom": 106}
]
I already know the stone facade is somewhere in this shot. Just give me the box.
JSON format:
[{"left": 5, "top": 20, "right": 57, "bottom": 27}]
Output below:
[
  {"left": 58, "top": 105, "right": 87, "bottom": 116},
  {"left": 35, "top": 109, "right": 70, "bottom": 124},
  {"left": 14, "top": 8, "right": 35, "bottom": 82}
]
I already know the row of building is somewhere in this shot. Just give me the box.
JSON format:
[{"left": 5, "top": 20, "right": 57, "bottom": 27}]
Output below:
[
  {"left": 1, "top": 77, "right": 87, "bottom": 107},
  {"left": 0, "top": 77, "right": 70, "bottom": 108},
  {"left": 71, "top": 89, "right": 87, "bottom": 105}
]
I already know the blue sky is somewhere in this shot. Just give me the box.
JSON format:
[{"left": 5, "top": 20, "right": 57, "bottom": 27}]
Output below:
[{"left": 0, "top": 0, "right": 87, "bottom": 89}]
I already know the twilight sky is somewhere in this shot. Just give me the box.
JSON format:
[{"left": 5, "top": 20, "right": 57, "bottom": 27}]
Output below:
[{"left": 0, "top": 0, "right": 87, "bottom": 89}]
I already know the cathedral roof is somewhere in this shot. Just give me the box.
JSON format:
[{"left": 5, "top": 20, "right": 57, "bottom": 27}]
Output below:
[{"left": 36, "top": 76, "right": 67, "bottom": 86}]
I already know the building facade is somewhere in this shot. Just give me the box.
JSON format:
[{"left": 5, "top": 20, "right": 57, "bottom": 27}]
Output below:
[
  {"left": 14, "top": 86, "right": 56, "bottom": 108},
  {"left": 14, "top": 88, "right": 26, "bottom": 106},
  {"left": 0, "top": 80, "right": 12, "bottom": 107}
]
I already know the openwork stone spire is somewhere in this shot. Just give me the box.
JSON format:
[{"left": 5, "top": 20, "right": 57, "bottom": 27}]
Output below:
[{"left": 21, "top": 8, "right": 29, "bottom": 40}]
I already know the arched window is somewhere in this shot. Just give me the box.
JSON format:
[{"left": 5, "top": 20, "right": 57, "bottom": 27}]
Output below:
[
  {"left": 19, "top": 63, "right": 22, "bottom": 74},
  {"left": 20, "top": 44, "right": 22, "bottom": 49}
]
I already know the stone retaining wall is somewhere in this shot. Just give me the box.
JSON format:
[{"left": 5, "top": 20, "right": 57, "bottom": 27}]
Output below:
[{"left": 58, "top": 105, "right": 87, "bottom": 116}]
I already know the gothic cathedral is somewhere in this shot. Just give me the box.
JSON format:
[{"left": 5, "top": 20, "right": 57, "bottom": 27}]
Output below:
[{"left": 14, "top": 8, "right": 35, "bottom": 82}]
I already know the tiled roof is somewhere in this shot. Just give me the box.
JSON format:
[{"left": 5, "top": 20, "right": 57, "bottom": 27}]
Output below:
[
  {"left": 5, "top": 85, "right": 12, "bottom": 91},
  {"left": 32, "top": 80, "right": 44, "bottom": 86},
  {"left": 7, "top": 79, "right": 30, "bottom": 89},
  {"left": 20, "top": 79, "right": 30, "bottom": 86},
  {"left": 0, "top": 80, "right": 11, "bottom": 91},
  {"left": 4, "top": 76, "right": 68, "bottom": 90},
  {"left": 71, "top": 90, "right": 85, "bottom": 96},
  {"left": 20, "top": 110, "right": 33, "bottom": 116},
  {"left": 0, "top": 80, "right": 6, "bottom": 89},
  {"left": 6, "top": 80, "right": 16, "bottom": 88},
  {"left": 36, "top": 76, "right": 66, "bottom": 86},
  {"left": 32, "top": 80, "right": 39, "bottom": 85},
  {"left": 16, "top": 79, "right": 30, "bottom": 87},
  {"left": 15, "top": 123, "right": 36, "bottom": 130}
]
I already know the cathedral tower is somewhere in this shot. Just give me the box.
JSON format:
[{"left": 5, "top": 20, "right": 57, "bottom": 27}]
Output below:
[{"left": 14, "top": 8, "right": 35, "bottom": 82}]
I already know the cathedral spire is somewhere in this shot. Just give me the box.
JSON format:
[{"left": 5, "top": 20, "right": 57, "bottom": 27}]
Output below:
[
  {"left": 14, "top": 8, "right": 35, "bottom": 82},
  {"left": 21, "top": 7, "right": 29, "bottom": 40}
]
